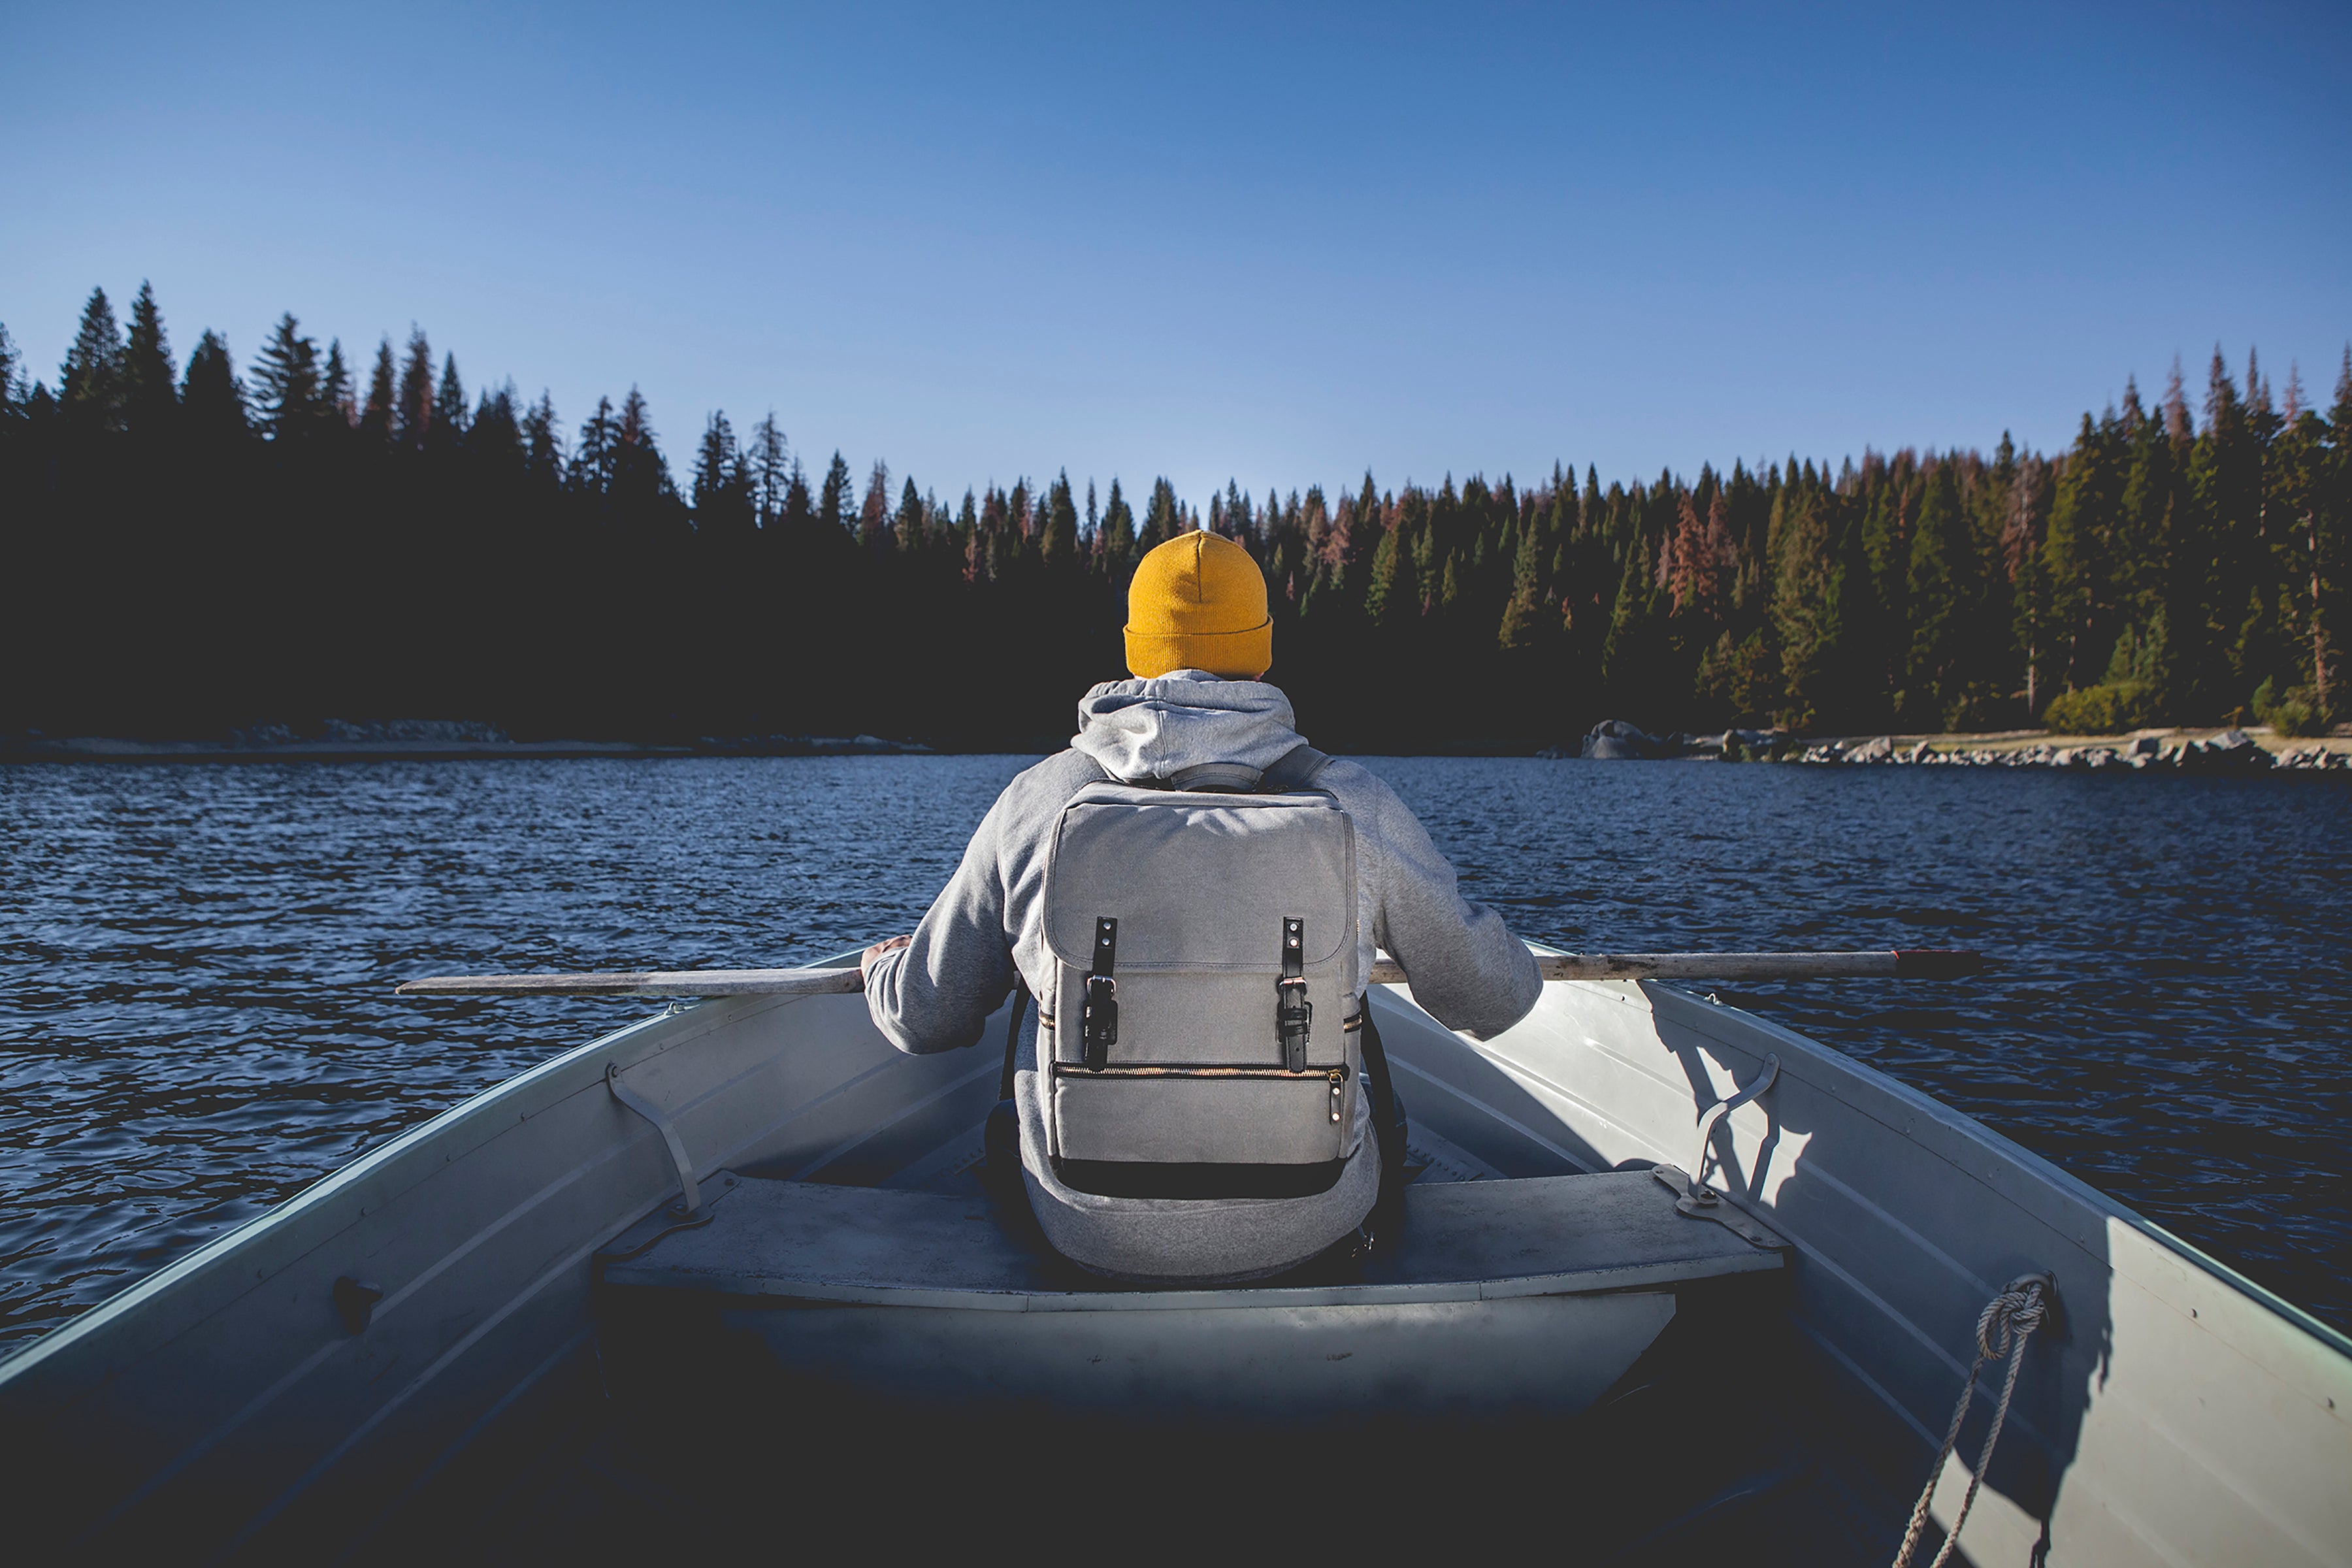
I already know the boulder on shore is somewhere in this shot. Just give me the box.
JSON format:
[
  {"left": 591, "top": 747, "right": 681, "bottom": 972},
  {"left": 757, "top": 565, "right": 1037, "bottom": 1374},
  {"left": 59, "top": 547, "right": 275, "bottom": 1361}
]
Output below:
[{"left": 1580, "top": 719, "right": 1664, "bottom": 760}]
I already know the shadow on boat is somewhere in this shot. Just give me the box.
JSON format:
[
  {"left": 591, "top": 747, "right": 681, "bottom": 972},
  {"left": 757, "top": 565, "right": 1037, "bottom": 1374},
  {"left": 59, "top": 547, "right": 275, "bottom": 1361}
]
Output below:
[
  {"left": 445, "top": 1263, "right": 1867, "bottom": 1564},
  {"left": 1647, "top": 987, "right": 2106, "bottom": 1565}
]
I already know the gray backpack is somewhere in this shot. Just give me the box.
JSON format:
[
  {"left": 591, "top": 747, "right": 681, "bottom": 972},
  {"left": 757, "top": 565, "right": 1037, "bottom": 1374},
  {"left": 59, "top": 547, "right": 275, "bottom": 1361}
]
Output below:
[{"left": 1037, "top": 748, "right": 1362, "bottom": 1173}]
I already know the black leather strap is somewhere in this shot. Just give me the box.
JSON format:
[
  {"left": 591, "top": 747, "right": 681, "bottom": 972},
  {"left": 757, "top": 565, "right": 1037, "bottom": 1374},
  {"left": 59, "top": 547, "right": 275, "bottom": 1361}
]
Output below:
[
  {"left": 1081, "top": 917, "right": 1119, "bottom": 1070},
  {"left": 1256, "top": 743, "right": 1333, "bottom": 793},
  {"left": 1277, "top": 915, "right": 1311, "bottom": 1071},
  {"left": 1358, "top": 1012, "right": 1408, "bottom": 1250},
  {"left": 998, "top": 976, "right": 1028, "bottom": 1100}
]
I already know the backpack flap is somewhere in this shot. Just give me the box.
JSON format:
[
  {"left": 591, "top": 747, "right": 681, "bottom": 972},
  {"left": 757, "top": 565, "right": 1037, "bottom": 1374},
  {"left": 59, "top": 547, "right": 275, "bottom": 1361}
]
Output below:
[{"left": 1040, "top": 784, "right": 1360, "bottom": 1167}]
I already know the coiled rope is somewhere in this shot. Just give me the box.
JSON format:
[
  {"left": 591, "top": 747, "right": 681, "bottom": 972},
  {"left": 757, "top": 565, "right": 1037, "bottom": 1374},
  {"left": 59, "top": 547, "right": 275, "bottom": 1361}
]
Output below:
[{"left": 1891, "top": 1275, "right": 2050, "bottom": 1568}]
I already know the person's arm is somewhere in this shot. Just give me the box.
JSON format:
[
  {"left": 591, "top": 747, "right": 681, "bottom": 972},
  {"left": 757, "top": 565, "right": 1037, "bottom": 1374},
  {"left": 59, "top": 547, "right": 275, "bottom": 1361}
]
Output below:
[
  {"left": 861, "top": 798, "right": 1017, "bottom": 1055},
  {"left": 1343, "top": 766, "right": 1541, "bottom": 1039}
]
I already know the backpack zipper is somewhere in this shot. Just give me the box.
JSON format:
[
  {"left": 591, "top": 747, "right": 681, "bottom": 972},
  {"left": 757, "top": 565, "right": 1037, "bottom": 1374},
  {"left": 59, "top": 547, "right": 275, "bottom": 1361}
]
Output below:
[{"left": 1049, "top": 1062, "right": 1350, "bottom": 1081}]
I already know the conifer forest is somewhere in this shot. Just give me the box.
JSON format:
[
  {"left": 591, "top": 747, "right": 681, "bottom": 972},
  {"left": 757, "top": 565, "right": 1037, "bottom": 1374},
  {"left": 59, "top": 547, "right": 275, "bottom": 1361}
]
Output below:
[{"left": 5, "top": 286, "right": 2346, "bottom": 751}]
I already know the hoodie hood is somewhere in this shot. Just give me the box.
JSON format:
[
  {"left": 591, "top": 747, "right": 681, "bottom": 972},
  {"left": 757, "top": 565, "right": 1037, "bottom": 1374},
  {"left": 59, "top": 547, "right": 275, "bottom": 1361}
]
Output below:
[{"left": 1071, "top": 670, "right": 1304, "bottom": 784}]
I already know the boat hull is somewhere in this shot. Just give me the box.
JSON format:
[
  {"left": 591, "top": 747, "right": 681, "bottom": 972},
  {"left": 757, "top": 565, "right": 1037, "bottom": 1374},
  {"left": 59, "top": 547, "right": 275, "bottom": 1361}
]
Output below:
[{"left": 1, "top": 955, "right": 2346, "bottom": 1563}]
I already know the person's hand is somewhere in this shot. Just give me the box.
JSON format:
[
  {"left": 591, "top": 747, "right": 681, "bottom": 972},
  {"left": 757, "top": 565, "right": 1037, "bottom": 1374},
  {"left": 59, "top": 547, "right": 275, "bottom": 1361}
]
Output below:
[{"left": 860, "top": 934, "right": 913, "bottom": 983}]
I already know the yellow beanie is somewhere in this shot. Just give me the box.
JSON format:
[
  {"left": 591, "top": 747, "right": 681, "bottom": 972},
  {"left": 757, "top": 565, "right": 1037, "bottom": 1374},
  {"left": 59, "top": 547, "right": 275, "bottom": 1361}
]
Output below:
[{"left": 1124, "top": 531, "right": 1273, "bottom": 679}]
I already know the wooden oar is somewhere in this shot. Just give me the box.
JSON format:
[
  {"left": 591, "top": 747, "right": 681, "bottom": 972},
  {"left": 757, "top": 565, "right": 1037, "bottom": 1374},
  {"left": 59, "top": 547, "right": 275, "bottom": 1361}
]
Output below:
[{"left": 396, "top": 949, "right": 1984, "bottom": 998}]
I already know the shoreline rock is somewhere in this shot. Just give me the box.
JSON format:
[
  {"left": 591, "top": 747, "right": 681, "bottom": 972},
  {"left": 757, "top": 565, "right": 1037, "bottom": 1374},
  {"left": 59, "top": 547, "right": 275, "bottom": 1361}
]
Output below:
[
  {"left": 1788, "top": 728, "right": 2344, "bottom": 772},
  {"left": 1576, "top": 718, "right": 2348, "bottom": 772},
  {"left": 1577, "top": 721, "right": 1798, "bottom": 761}
]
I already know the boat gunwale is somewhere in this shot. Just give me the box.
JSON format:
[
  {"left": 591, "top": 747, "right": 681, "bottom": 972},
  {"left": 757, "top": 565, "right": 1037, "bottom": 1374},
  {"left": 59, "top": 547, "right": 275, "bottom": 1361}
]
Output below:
[
  {"left": 0, "top": 983, "right": 828, "bottom": 1386},
  {"left": 1584, "top": 971, "right": 2352, "bottom": 1366}
]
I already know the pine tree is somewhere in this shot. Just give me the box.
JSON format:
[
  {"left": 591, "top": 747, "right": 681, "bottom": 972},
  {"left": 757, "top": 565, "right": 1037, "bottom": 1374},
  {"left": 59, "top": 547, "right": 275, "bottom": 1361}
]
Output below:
[
  {"left": 2161, "top": 356, "right": 2193, "bottom": 444},
  {"left": 321, "top": 340, "right": 355, "bottom": 429},
  {"left": 2045, "top": 413, "right": 2121, "bottom": 694},
  {"left": 1008, "top": 478, "right": 1034, "bottom": 553},
  {"left": 250, "top": 314, "right": 323, "bottom": 440},
  {"left": 2110, "top": 404, "right": 2185, "bottom": 704},
  {"left": 574, "top": 397, "right": 619, "bottom": 495},
  {"left": 1096, "top": 477, "right": 1137, "bottom": 580},
  {"left": 178, "top": 330, "right": 249, "bottom": 442},
  {"left": 692, "top": 410, "right": 753, "bottom": 536},
  {"left": 1042, "top": 470, "right": 1079, "bottom": 565},
  {"left": 1999, "top": 453, "right": 2053, "bottom": 717},
  {"left": 2316, "top": 348, "right": 2352, "bottom": 716},
  {"left": 819, "top": 451, "right": 854, "bottom": 532},
  {"left": 1495, "top": 500, "right": 1550, "bottom": 655},
  {"left": 1601, "top": 535, "right": 1663, "bottom": 710},
  {"left": 359, "top": 339, "right": 397, "bottom": 444},
  {"left": 1365, "top": 507, "right": 1417, "bottom": 630},
  {"left": 394, "top": 327, "right": 434, "bottom": 451},
  {"left": 59, "top": 287, "right": 125, "bottom": 429},
  {"left": 431, "top": 353, "right": 469, "bottom": 448},
  {"left": 1138, "top": 478, "right": 1182, "bottom": 553},
  {"left": 470, "top": 384, "right": 521, "bottom": 468},
  {"left": 0, "top": 323, "right": 24, "bottom": 414},
  {"left": 693, "top": 410, "right": 740, "bottom": 506},
  {"left": 2268, "top": 348, "right": 2349, "bottom": 719},
  {"left": 747, "top": 412, "right": 789, "bottom": 527},
  {"left": 1905, "top": 459, "right": 1977, "bottom": 725},
  {"left": 120, "top": 282, "right": 176, "bottom": 433},
  {"left": 1769, "top": 476, "right": 1844, "bottom": 727},
  {"left": 611, "top": 387, "right": 671, "bottom": 508},
  {"left": 896, "top": 478, "right": 927, "bottom": 554},
  {"left": 693, "top": 412, "right": 737, "bottom": 506},
  {"left": 960, "top": 489, "right": 985, "bottom": 581},
  {"left": 2185, "top": 346, "right": 2261, "bottom": 717},
  {"left": 783, "top": 456, "right": 813, "bottom": 533},
  {"left": 521, "top": 393, "right": 563, "bottom": 486},
  {"left": 1345, "top": 474, "right": 1385, "bottom": 602},
  {"left": 858, "top": 460, "right": 892, "bottom": 551}
]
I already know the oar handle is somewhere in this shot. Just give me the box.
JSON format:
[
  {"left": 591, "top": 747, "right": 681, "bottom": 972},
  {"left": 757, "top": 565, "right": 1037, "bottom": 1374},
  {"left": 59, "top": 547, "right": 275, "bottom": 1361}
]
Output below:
[{"left": 396, "top": 949, "right": 1985, "bottom": 998}]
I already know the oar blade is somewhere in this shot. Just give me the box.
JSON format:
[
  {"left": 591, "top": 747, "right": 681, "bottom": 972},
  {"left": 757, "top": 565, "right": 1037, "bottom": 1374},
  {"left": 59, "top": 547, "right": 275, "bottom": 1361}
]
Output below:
[{"left": 1891, "top": 949, "right": 1988, "bottom": 979}]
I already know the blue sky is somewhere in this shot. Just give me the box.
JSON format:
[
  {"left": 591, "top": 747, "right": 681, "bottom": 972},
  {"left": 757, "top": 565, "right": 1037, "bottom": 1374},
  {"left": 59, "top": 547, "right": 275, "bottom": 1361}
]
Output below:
[{"left": 4, "top": 1, "right": 2346, "bottom": 506}]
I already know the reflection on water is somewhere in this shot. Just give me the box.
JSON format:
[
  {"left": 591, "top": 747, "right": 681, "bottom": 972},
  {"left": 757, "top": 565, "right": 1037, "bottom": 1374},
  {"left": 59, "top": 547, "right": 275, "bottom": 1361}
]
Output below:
[{"left": 1, "top": 755, "right": 2347, "bottom": 1345}]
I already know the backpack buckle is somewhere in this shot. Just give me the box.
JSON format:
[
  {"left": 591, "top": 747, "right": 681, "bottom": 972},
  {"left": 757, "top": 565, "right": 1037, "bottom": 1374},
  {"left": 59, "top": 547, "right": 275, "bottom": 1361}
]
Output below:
[
  {"left": 1081, "top": 975, "right": 1119, "bottom": 1069},
  {"left": 1276, "top": 975, "right": 1312, "bottom": 1071}
]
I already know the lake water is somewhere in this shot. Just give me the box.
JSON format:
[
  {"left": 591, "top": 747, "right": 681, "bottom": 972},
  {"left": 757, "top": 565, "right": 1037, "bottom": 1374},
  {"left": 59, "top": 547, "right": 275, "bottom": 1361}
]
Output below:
[{"left": 3, "top": 755, "right": 2349, "bottom": 1347}]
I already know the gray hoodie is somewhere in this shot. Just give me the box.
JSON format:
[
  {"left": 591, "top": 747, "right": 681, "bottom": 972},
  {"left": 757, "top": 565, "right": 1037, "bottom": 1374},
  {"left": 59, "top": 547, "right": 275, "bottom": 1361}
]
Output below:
[
  {"left": 865, "top": 667, "right": 1543, "bottom": 1279},
  {"left": 864, "top": 671, "right": 1541, "bottom": 1053}
]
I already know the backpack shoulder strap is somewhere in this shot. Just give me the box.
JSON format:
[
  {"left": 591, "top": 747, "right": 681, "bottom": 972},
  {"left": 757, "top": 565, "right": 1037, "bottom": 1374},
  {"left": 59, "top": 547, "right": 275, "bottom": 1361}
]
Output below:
[{"left": 1256, "top": 742, "right": 1334, "bottom": 793}]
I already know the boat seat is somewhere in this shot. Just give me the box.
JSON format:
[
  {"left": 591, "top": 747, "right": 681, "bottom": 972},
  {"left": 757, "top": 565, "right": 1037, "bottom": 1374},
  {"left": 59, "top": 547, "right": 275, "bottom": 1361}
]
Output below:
[
  {"left": 600, "top": 1168, "right": 1783, "bottom": 1308},
  {"left": 593, "top": 1169, "right": 1784, "bottom": 1422}
]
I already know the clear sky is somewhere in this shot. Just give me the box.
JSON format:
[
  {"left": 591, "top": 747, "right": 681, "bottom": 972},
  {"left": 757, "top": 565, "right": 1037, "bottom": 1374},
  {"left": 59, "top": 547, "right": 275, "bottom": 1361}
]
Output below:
[{"left": 5, "top": 1, "right": 2347, "bottom": 506}]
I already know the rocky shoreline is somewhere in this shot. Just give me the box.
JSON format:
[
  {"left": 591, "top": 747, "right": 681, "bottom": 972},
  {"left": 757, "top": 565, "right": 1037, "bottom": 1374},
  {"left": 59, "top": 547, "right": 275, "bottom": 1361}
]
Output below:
[{"left": 1569, "top": 719, "right": 2351, "bottom": 772}]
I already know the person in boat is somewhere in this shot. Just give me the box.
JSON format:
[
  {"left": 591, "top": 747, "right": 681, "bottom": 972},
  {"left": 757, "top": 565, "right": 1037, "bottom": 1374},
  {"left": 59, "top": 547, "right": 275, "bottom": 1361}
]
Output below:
[{"left": 860, "top": 529, "right": 1539, "bottom": 1282}]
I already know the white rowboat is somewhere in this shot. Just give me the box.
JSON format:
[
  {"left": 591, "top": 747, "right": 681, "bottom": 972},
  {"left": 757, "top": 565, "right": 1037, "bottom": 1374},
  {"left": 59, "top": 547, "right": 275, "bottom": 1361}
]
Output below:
[{"left": 3, "top": 949, "right": 2345, "bottom": 1561}]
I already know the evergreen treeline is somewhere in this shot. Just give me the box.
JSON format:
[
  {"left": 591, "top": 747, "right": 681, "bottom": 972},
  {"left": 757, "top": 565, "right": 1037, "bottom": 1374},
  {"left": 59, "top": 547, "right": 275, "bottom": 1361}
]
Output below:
[{"left": 3, "top": 285, "right": 2345, "bottom": 749}]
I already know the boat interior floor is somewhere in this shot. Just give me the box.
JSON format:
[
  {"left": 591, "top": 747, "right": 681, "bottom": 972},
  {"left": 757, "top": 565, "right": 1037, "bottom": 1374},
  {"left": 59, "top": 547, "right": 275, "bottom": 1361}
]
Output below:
[{"left": 360, "top": 1130, "right": 1923, "bottom": 1565}]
